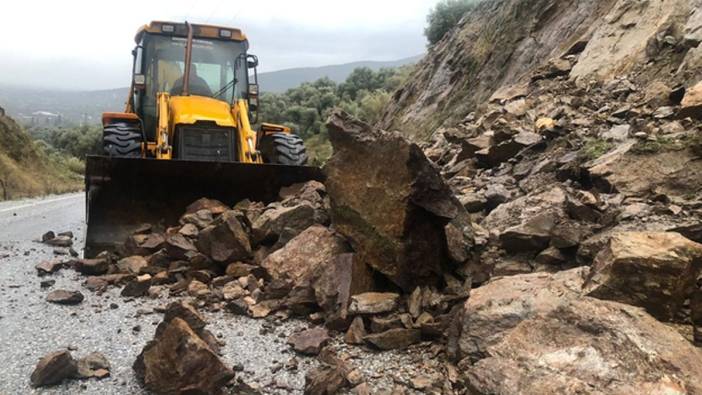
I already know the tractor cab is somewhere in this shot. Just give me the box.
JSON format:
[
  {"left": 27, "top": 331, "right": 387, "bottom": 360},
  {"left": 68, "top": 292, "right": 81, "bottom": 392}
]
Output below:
[{"left": 130, "top": 21, "right": 260, "bottom": 143}]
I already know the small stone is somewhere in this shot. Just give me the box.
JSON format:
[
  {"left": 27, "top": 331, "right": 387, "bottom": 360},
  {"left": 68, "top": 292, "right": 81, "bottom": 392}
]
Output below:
[
  {"left": 46, "top": 290, "right": 84, "bottom": 305},
  {"left": 288, "top": 327, "right": 331, "bottom": 355},
  {"left": 344, "top": 317, "right": 366, "bottom": 345},
  {"left": 364, "top": 328, "right": 422, "bottom": 350},
  {"left": 349, "top": 293, "right": 400, "bottom": 315}
]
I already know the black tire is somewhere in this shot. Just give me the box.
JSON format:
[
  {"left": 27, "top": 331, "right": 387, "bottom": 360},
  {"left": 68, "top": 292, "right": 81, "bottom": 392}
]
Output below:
[
  {"left": 259, "top": 133, "right": 308, "bottom": 166},
  {"left": 103, "top": 122, "right": 142, "bottom": 157}
]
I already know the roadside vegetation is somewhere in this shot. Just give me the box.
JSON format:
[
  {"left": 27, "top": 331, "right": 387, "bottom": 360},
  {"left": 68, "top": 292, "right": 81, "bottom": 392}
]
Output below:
[
  {"left": 0, "top": 116, "right": 85, "bottom": 200},
  {"left": 259, "top": 65, "right": 413, "bottom": 164},
  {"left": 425, "top": 0, "right": 482, "bottom": 45}
]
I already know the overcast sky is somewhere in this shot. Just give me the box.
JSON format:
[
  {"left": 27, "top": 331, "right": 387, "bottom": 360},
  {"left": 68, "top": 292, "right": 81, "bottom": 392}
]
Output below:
[{"left": 0, "top": 0, "right": 435, "bottom": 90}]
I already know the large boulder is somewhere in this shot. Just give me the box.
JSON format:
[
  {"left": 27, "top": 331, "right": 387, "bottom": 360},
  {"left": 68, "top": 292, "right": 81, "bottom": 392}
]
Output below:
[
  {"left": 584, "top": 232, "right": 702, "bottom": 321},
  {"left": 482, "top": 186, "right": 597, "bottom": 253},
  {"left": 452, "top": 269, "right": 702, "bottom": 394},
  {"left": 133, "top": 316, "right": 233, "bottom": 394},
  {"left": 197, "top": 210, "right": 252, "bottom": 263},
  {"left": 261, "top": 225, "right": 350, "bottom": 289},
  {"left": 325, "top": 111, "right": 474, "bottom": 290}
]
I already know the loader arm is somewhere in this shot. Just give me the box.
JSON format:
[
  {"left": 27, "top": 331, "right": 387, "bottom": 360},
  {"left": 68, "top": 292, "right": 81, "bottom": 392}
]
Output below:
[{"left": 234, "top": 99, "right": 262, "bottom": 164}]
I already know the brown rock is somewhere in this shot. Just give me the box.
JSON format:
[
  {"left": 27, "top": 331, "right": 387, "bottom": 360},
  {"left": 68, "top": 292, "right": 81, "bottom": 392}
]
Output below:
[
  {"left": 312, "top": 253, "right": 374, "bottom": 326},
  {"left": 251, "top": 203, "right": 318, "bottom": 246},
  {"left": 46, "top": 290, "right": 84, "bottom": 305},
  {"left": 452, "top": 268, "right": 702, "bottom": 394},
  {"left": 76, "top": 258, "right": 109, "bottom": 276},
  {"left": 35, "top": 260, "right": 64, "bottom": 276},
  {"left": 186, "top": 198, "right": 229, "bottom": 216},
  {"left": 30, "top": 350, "right": 78, "bottom": 387},
  {"left": 679, "top": 80, "right": 702, "bottom": 119},
  {"left": 161, "top": 301, "right": 207, "bottom": 332},
  {"left": 288, "top": 327, "right": 331, "bottom": 355},
  {"left": 178, "top": 223, "right": 199, "bottom": 238},
  {"left": 584, "top": 232, "right": 702, "bottom": 321},
  {"left": 187, "top": 280, "right": 210, "bottom": 298},
  {"left": 344, "top": 317, "right": 366, "bottom": 345},
  {"left": 180, "top": 209, "right": 215, "bottom": 229},
  {"left": 165, "top": 234, "right": 198, "bottom": 260},
  {"left": 133, "top": 317, "right": 234, "bottom": 394},
  {"left": 197, "top": 211, "right": 252, "bottom": 263},
  {"left": 364, "top": 328, "right": 421, "bottom": 350},
  {"left": 117, "top": 256, "right": 148, "bottom": 275},
  {"left": 43, "top": 235, "right": 73, "bottom": 247},
  {"left": 349, "top": 292, "right": 399, "bottom": 315},
  {"left": 262, "top": 225, "right": 349, "bottom": 288},
  {"left": 225, "top": 262, "right": 265, "bottom": 278},
  {"left": 325, "top": 111, "right": 474, "bottom": 291},
  {"left": 76, "top": 352, "right": 110, "bottom": 379},
  {"left": 305, "top": 364, "right": 349, "bottom": 395},
  {"left": 121, "top": 275, "right": 152, "bottom": 297}
]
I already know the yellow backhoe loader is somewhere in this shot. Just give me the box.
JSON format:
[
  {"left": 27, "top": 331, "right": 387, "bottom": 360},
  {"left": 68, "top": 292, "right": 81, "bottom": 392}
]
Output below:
[{"left": 84, "top": 21, "right": 322, "bottom": 257}]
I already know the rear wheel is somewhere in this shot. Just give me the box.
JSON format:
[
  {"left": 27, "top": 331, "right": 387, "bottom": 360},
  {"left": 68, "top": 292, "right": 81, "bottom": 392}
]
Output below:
[
  {"left": 259, "top": 133, "right": 308, "bottom": 166},
  {"left": 103, "top": 122, "right": 142, "bottom": 158}
]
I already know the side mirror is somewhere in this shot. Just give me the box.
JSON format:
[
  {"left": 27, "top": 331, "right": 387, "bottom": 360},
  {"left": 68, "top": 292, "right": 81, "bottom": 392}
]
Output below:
[
  {"left": 247, "top": 54, "right": 259, "bottom": 69},
  {"left": 133, "top": 74, "right": 146, "bottom": 90}
]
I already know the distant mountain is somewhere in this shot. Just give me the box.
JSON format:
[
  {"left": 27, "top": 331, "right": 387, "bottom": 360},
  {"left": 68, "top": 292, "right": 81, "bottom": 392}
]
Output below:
[
  {"left": 257, "top": 55, "right": 423, "bottom": 93},
  {"left": 0, "top": 85, "right": 128, "bottom": 127},
  {"left": 0, "top": 55, "right": 423, "bottom": 125}
]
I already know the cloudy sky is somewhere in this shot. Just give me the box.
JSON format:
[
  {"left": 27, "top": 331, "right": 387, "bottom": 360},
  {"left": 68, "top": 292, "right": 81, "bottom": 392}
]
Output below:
[{"left": 0, "top": 0, "right": 436, "bottom": 90}]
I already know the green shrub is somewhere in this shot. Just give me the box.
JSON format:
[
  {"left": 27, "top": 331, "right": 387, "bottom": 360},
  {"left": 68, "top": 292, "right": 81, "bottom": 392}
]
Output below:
[
  {"left": 425, "top": 0, "right": 481, "bottom": 45},
  {"left": 581, "top": 139, "right": 614, "bottom": 161}
]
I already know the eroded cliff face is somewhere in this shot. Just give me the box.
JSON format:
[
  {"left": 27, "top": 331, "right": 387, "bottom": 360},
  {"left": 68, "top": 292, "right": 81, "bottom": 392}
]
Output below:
[{"left": 380, "top": 0, "right": 702, "bottom": 141}]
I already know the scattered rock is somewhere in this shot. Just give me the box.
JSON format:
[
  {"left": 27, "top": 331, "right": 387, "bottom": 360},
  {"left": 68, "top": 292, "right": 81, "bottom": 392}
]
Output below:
[
  {"left": 679, "top": 80, "right": 702, "bottom": 119},
  {"left": 197, "top": 211, "right": 252, "bottom": 263},
  {"left": 46, "top": 290, "right": 84, "bottom": 305},
  {"left": 76, "top": 352, "right": 110, "bottom": 379},
  {"left": 134, "top": 316, "right": 234, "bottom": 394},
  {"left": 30, "top": 350, "right": 77, "bottom": 387},
  {"left": 35, "top": 260, "right": 63, "bottom": 276},
  {"left": 344, "top": 317, "right": 366, "bottom": 345},
  {"left": 262, "top": 225, "right": 349, "bottom": 289},
  {"left": 287, "top": 327, "right": 331, "bottom": 355},
  {"left": 364, "top": 328, "right": 422, "bottom": 350},
  {"left": 349, "top": 292, "right": 400, "bottom": 315}
]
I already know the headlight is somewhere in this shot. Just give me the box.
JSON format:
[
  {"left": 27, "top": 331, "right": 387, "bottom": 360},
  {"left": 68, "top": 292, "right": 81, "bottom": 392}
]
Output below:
[
  {"left": 219, "top": 29, "right": 232, "bottom": 38},
  {"left": 162, "top": 24, "right": 175, "bottom": 33}
]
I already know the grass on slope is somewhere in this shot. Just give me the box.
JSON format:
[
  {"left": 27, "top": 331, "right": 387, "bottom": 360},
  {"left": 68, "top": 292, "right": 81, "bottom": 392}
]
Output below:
[{"left": 0, "top": 115, "right": 82, "bottom": 200}]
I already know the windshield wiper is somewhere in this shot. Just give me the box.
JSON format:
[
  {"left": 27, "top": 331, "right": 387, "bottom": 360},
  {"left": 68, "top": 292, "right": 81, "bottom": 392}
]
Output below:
[{"left": 213, "top": 77, "right": 238, "bottom": 100}]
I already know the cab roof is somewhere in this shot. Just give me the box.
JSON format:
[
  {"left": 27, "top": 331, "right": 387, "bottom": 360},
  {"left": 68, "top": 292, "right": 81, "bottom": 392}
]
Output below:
[{"left": 135, "top": 21, "right": 248, "bottom": 44}]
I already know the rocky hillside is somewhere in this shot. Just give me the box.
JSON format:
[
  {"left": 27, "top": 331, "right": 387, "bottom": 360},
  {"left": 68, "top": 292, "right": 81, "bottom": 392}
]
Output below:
[
  {"left": 380, "top": 0, "right": 702, "bottom": 140},
  {"left": 0, "top": 114, "right": 82, "bottom": 199},
  {"left": 22, "top": 1, "right": 702, "bottom": 394}
]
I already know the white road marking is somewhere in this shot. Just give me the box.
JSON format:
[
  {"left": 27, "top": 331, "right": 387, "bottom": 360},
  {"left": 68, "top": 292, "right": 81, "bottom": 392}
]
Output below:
[{"left": 0, "top": 194, "right": 82, "bottom": 214}]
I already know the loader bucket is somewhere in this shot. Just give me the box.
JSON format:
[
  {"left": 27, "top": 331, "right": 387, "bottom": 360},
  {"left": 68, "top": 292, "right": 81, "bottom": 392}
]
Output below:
[{"left": 83, "top": 156, "right": 324, "bottom": 258}]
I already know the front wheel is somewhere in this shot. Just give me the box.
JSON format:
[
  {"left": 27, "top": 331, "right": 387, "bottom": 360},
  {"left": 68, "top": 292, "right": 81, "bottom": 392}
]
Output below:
[
  {"left": 259, "top": 133, "right": 308, "bottom": 166},
  {"left": 103, "top": 121, "right": 142, "bottom": 158}
]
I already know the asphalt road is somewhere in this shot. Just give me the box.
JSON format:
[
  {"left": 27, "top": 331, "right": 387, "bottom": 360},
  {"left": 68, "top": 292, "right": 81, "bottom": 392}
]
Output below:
[{"left": 0, "top": 193, "right": 439, "bottom": 394}]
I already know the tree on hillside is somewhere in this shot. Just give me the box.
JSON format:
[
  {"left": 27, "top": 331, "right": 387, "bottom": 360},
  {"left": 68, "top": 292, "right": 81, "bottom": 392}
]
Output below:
[{"left": 425, "top": 0, "right": 481, "bottom": 45}]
